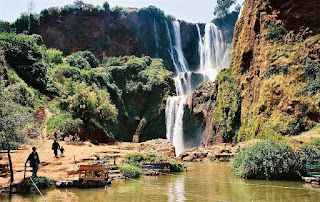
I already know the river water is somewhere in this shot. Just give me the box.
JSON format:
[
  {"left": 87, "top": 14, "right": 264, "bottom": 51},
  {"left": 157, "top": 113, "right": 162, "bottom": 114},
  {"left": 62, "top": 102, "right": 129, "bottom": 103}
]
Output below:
[{"left": 5, "top": 161, "right": 320, "bottom": 201}]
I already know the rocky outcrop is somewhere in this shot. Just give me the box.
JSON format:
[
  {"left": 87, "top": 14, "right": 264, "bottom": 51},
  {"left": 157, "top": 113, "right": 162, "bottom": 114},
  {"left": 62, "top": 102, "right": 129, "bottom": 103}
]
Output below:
[
  {"left": 179, "top": 140, "right": 259, "bottom": 162},
  {"left": 138, "top": 139, "right": 176, "bottom": 158},
  {"left": 185, "top": 69, "right": 240, "bottom": 145}
]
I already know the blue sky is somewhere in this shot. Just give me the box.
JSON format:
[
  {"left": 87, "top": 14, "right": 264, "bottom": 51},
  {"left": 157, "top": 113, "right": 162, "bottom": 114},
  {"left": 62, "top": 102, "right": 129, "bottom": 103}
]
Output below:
[{"left": 0, "top": 0, "right": 244, "bottom": 23}]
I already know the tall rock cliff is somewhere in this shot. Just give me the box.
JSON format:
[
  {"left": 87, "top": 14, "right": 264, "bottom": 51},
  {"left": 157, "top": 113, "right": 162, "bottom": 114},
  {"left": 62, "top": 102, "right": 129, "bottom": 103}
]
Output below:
[
  {"left": 188, "top": 0, "right": 320, "bottom": 144},
  {"left": 29, "top": 6, "right": 203, "bottom": 72}
]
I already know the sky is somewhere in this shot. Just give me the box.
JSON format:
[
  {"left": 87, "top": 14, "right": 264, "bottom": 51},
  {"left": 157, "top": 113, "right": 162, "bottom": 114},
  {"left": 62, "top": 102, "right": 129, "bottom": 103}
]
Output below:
[{"left": 0, "top": 0, "right": 244, "bottom": 23}]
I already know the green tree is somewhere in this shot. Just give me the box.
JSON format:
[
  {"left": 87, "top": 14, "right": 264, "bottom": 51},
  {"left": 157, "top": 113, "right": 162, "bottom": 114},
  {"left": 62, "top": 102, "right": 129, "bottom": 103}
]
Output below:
[
  {"left": 0, "top": 90, "right": 32, "bottom": 191},
  {"left": 214, "top": 0, "right": 236, "bottom": 18},
  {"left": 74, "top": 0, "right": 84, "bottom": 9},
  {"left": 103, "top": 2, "right": 110, "bottom": 11},
  {"left": 60, "top": 81, "right": 118, "bottom": 133}
]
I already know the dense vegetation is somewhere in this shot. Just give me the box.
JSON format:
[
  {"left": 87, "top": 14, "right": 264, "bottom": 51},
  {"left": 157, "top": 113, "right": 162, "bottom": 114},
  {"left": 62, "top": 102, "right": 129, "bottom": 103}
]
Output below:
[
  {"left": 0, "top": 33, "right": 174, "bottom": 146},
  {"left": 230, "top": 139, "right": 320, "bottom": 180}
]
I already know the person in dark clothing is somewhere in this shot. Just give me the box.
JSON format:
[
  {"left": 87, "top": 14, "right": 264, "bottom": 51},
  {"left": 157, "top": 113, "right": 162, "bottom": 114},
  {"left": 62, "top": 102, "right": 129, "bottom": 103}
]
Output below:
[
  {"left": 25, "top": 147, "right": 40, "bottom": 177},
  {"left": 60, "top": 146, "right": 65, "bottom": 157},
  {"left": 52, "top": 139, "right": 60, "bottom": 158},
  {"left": 53, "top": 131, "right": 58, "bottom": 139}
]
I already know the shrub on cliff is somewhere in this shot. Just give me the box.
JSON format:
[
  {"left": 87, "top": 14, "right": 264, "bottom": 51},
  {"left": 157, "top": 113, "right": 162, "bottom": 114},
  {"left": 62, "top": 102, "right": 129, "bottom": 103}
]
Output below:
[
  {"left": 303, "top": 58, "right": 320, "bottom": 95},
  {"left": 44, "top": 48, "right": 63, "bottom": 66},
  {"left": 213, "top": 68, "right": 241, "bottom": 142},
  {"left": 138, "top": 6, "right": 165, "bottom": 19},
  {"left": 265, "top": 23, "right": 286, "bottom": 41},
  {"left": 66, "top": 51, "right": 99, "bottom": 69}
]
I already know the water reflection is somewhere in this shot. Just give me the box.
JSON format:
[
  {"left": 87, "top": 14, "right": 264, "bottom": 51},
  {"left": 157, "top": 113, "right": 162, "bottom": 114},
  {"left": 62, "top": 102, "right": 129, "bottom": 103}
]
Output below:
[
  {"left": 3, "top": 161, "right": 320, "bottom": 202},
  {"left": 167, "top": 176, "right": 185, "bottom": 202}
]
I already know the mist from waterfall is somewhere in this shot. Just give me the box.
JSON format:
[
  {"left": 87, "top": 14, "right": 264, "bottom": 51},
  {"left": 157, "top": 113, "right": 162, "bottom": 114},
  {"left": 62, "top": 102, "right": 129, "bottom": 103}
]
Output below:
[{"left": 165, "top": 20, "right": 230, "bottom": 156}]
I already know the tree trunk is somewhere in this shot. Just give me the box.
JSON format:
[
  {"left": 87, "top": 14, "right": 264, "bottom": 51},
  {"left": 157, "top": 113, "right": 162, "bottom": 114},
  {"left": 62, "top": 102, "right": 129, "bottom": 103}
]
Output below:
[{"left": 7, "top": 145, "right": 14, "bottom": 192}]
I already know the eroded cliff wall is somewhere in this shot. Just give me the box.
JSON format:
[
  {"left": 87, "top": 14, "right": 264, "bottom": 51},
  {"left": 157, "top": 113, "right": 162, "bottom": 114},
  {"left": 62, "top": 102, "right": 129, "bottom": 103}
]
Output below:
[{"left": 188, "top": 0, "right": 320, "bottom": 144}]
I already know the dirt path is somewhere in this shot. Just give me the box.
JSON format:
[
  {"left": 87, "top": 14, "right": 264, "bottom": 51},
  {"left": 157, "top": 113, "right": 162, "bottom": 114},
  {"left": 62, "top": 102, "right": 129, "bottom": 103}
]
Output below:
[{"left": 0, "top": 140, "right": 140, "bottom": 187}]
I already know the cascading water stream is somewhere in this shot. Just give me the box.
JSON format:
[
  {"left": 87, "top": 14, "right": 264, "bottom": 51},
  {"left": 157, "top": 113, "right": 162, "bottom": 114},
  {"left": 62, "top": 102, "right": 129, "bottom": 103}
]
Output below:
[
  {"left": 153, "top": 18, "right": 159, "bottom": 58},
  {"left": 165, "top": 21, "right": 229, "bottom": 156},
  {"left": 165, "top": 21, "right": 190, "bottom": 156}
]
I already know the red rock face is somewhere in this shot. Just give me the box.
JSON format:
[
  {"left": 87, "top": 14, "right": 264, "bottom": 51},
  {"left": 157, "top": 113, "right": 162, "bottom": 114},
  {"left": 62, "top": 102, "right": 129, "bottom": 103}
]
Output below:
[
  {"left": 269, "top": 0, "right": 320, "bottom": 33},
  {"left": 36, "top": 9, "right": 202, "bottom": 71}
]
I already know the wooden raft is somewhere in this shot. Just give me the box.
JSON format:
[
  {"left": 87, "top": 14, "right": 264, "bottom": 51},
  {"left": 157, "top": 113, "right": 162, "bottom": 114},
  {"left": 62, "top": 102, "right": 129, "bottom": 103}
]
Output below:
[{"left": 78, "top": 165, "right": 109, "bottom": 181}]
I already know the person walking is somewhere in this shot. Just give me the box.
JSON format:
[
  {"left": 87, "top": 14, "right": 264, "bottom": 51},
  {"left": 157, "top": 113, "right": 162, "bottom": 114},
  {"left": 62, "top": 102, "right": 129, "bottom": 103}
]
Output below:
[
  {"left": 25, "top": 147, "right": 40, "bottom": 177},
  {"left": 60, "top": 146, "right": 65, "bottom": 157},
  {"left": 52, "top": 139, "right": 60, "bottom": 158}
]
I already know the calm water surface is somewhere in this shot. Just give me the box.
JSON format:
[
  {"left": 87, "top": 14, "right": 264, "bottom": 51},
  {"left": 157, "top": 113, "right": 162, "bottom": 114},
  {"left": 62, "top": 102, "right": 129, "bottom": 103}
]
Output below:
[{"left": 5, "top": 161, "right": 320, "bottom": 201}]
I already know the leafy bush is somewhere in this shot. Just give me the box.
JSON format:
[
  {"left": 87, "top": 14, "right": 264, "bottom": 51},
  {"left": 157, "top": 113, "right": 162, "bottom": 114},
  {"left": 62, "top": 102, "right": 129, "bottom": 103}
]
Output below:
[
  {"left": 124, "top": 58, "right": 147, "bottom": 74},
  {"left": 19, "top": 177, "right": 55, "bottom": 191},
  {"left": 66, "top": 55, "right": 91, "bottom": 70},
  {"left": 293, "top": 145, "right": 320, "bottom": 176},
  {"left": 230, "top": 139, "right": 320, "bottom": 180},
  {"left": 230, "top": 139, "right": 295, "bottom": 180},
  {"left": 265, "top": 24, "right": 286, "bottom": 41},
  {"left": 119, "top": 164, "right": 141, "bottom": 178},
  {"left": 121, "top": 153, "right": 145, "bottom": 167},
  {"left": 44, "top": 48, "right": 63, "bottom": 66},
  {"left": 170, "top": 160, "right": 184, "bottom": 172},
  {"left": 46, "top": 112, "right": 83, "bottom": 138},
  {"left": 5, "top": 83, "right": 36, "bottom": 107},
  {"left": 0, "top": 90, "right": 34, "bottom": 149},
  {"left": 303, "top": 58, "right": 320, "bottom": 95},
  {"left": 138, "top": 6, "right": 165, "bottom": 19},
  {"left": 105, "top": 57, "right": 126, "bottom": 66},
  {"left": 67, "top": 51, "right": 99, "bottom": 69}
]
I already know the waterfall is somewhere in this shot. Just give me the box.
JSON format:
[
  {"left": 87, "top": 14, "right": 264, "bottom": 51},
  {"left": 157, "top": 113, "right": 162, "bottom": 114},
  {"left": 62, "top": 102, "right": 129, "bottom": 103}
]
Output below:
[
  {"left": 153, "top": 18, "right": 159, "bottom": 58},
  {"left": 166, "top": 95, "right": 187, "bottom": 155},
  {"left": 165, "top": 21, "right": 191, "bottom": 156},
  {"left": 196, "top": 23, "right": 228, "bottom": 81},
  {"left": 172, "top": 21, "right": 189, "bottom": 73},
  {"left": 165, "top": 21, "right": 230, "bottom": 156}
]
